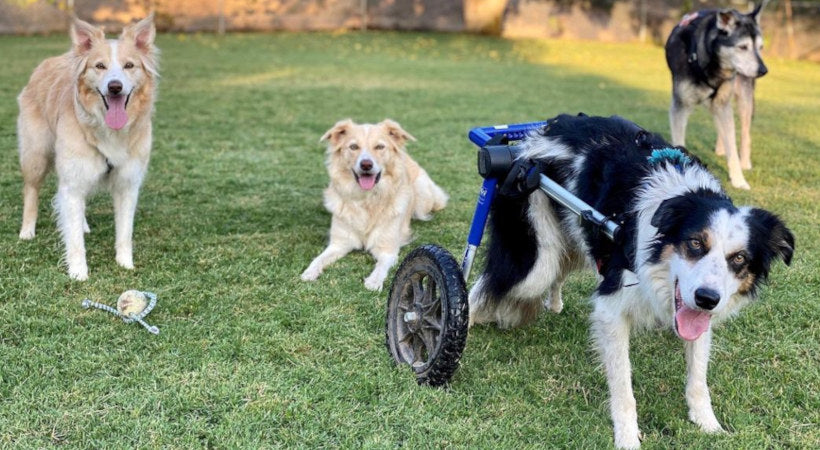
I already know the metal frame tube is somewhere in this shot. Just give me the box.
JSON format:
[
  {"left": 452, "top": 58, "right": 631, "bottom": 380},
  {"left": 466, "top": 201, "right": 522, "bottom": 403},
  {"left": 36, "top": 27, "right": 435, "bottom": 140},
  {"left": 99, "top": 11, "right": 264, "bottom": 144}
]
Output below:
[{"left": 538, "top": 174, "right": 620, "bottom": 241}]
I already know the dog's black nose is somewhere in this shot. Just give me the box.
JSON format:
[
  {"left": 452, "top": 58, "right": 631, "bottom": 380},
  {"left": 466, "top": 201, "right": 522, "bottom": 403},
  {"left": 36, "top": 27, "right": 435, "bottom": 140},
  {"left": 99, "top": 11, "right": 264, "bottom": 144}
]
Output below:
[
  {"left": 757, "top": 64, "right": 768, "bottom": 78},
  {"left": 359, "top": 159, "right": 373, "bottom": 171},
  {"left": 694, "top": 288, "right": 720, "bottom": 310},
  {"left": 108, "top": 80, "right": 123, "bottom": 95}
]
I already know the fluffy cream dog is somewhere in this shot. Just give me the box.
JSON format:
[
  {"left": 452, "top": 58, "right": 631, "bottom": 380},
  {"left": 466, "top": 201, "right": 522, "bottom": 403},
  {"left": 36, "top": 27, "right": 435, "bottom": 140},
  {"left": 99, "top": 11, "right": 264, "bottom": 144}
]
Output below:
[
  {"left": 17, "top": 16, "right": 158, "bottom": 280},
  {"left": 301, "top": 119, "right": 448, "bottom": 290}
]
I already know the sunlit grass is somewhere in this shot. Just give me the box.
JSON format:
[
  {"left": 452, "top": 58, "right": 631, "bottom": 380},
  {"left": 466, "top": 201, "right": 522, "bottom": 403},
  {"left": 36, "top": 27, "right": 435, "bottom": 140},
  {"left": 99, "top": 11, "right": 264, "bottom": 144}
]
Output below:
[{"left": 0, "top": 31, "right": 817, "bottom": 448}]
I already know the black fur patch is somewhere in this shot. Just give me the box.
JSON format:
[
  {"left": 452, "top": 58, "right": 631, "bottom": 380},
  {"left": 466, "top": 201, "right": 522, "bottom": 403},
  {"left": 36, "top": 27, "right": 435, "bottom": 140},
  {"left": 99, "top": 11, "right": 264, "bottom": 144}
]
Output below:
[{"left": 743, "top": 208, "right": 795, "bottom": 296}]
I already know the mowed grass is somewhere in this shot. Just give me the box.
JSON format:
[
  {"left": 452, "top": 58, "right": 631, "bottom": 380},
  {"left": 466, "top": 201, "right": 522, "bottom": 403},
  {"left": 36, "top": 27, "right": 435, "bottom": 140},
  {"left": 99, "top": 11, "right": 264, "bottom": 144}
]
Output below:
[{"left": 0, "top": 31, "right": 818, "bottom": 448}]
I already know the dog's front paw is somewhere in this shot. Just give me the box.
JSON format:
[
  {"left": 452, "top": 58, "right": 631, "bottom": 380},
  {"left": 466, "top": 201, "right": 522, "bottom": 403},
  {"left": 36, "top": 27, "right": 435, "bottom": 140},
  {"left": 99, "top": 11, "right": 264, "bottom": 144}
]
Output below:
[
  {"left": 613, "top": 420, "right": 642, "bottom": 449},
  {"left": 19, "top": 228, "right": 35, "bottom": 240},
  {"left": 690, "top": 409, "right": 724, "bottom": 433},
  {"left": 363, "top": 275, "right": 384, "bottom": 291},
  {"left": 117, "top": 255, "right": 134, "bottom": 270},
  {"left": 741, "top": 160, "right": 752, "bottom": 170},
  {"left": 68, "top": 264, "right": 89, "bottom": 281},
  {"left": 614, "top": 429, "right": 642, "bottom": 449},
  {"left": 300, "top": 267, "right": 321, "bottom": 282},
  {"left": 731, "top": 179, "right": 751, "bottom": 190}
]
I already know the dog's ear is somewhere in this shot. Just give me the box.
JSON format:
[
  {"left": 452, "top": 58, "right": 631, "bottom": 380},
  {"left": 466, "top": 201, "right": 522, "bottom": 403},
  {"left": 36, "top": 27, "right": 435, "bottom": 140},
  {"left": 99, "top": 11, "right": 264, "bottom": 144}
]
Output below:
[
  {"left": 70, "top": 17, "right": 105, "bottom": 55},
  {"left": 747, "top": 208, "right": 795, "bottom": 266},
  {"left": 749, "top": 1, "right": 766, "bottom": 24},
  {"left": 122, "top": 14, "right": 156, "bottom": 53},
  {"left": 381, "top": 119, "right": 416, "bottom": 148},
  {"left": 320, "top": 119, "right": 355, "bottom": 146},
  {"left": 651, "top": 195, "right": 695, "bottom": 236},
  {"left": 716, "top": 10, "right": 737, "bottom": 33}
]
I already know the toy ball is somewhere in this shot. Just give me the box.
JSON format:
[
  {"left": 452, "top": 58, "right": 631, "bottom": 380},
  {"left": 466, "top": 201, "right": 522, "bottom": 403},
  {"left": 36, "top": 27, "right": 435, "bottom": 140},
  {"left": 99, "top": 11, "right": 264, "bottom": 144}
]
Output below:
[{"left": 117, "top": 289, "right": 148, "bottom": 316}]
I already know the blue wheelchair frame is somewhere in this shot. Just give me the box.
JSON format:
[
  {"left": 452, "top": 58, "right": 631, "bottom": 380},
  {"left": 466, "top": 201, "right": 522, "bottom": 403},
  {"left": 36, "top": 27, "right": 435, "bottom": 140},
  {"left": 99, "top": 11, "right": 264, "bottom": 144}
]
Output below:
[{"left": 461, "top": 121, "right": 622, "bottom": 281}]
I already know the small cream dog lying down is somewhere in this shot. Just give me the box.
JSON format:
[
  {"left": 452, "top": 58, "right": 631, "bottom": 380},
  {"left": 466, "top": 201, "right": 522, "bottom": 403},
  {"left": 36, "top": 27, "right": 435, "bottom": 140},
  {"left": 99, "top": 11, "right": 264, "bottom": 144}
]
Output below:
[{"left": 301, "top": 119, "right": 448, "bottom": 290}]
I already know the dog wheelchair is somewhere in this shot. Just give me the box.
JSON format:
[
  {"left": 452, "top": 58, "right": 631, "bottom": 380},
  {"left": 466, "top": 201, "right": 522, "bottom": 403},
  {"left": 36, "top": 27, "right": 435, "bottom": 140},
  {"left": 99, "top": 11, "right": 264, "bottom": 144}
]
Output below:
[{"left": 385, "top": 120, "right": 624, "bottom": 386}]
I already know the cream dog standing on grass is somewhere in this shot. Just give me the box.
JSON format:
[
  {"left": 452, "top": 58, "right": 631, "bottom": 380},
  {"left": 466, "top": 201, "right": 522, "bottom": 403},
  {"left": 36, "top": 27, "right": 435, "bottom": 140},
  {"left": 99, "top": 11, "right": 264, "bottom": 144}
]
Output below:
[
  {"left": 17, "top": 15, "right": 158, "bottom": 280},
  {"left": 301, "top": 119, "right": 448, "bottom": 291}
]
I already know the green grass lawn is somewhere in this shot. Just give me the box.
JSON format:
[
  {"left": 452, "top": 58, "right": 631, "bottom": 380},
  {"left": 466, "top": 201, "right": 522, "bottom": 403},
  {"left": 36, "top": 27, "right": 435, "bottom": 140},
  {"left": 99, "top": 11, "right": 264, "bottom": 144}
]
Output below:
[{"left": 1, "top": 31, "right": 818, "bottom": 448}]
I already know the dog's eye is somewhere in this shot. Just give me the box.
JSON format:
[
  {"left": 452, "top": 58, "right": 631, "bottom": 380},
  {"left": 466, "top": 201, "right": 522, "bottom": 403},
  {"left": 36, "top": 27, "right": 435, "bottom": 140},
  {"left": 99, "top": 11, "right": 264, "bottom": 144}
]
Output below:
[
  {"left": 738, "top": 44, "right": 749, "bottom": 51},
  {"left": 732, "top": 253, "right": 746, "bottom": 265},
  {"left": 95, "top": 62, "right": 106, "bottom": 70},
  {"left": 374, "top": 144, "right": 385, "bottom": 151},
  {"left": 124, "top": 62, "right": 135, "bottom": 69},
  {"left": 349, "top": 143, "right": 359, "bottom": 151},
  {"left": 686, "top": 239, "right": 704, "bottom": 255}
]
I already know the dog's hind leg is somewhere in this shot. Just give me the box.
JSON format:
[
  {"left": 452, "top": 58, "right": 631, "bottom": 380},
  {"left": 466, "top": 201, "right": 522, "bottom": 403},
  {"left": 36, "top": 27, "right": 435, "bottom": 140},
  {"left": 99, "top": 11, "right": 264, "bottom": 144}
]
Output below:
[
  {"left": 669, "top": 94, "right": 692, "bottom": 147},
  {"left": 684, "top": 329, "right": 724, "bottom": 433},
  {"left": 712, "top": 100, "right": 750, "bottom": 189},
  {"left": 543, "top": 250, "right": 584, "bottom": 313},
  {"left": 17, "top": 114, "right": 53, "bottom": 240},
  {"left": 470, "top": 192, "right": 566, "bottom": 328},
  {"left": 735, "top": 75, "right": 755, "bottom": 170},
  {"left": 411, "top": 170, "right": 448, "bottom": 220},
  {"left": 544, "top": 281, "right": 565, "bottom": 313},
  {"left": 591, "top": 295, "right": 641, "bottom": 449}
]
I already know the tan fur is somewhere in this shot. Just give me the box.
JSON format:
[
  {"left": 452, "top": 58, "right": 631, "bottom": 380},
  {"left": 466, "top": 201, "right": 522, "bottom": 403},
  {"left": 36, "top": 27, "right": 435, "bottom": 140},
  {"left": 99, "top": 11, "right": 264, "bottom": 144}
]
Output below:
[
  {"left": 301, "top": 119, "right": 448, "bottom": 291},
  {"left": 17, "top": 15, "right": 158, "bottom": 280}
]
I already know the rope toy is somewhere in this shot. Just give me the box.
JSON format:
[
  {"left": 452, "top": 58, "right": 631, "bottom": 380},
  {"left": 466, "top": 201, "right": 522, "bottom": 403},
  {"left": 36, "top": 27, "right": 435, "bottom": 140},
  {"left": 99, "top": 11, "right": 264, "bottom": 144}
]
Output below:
[
  {"left": 82, "top": 290, "right": 160, "bottom": 335},
  {"left": 647, "top": 148, "right": 692, "bottom": 173}
]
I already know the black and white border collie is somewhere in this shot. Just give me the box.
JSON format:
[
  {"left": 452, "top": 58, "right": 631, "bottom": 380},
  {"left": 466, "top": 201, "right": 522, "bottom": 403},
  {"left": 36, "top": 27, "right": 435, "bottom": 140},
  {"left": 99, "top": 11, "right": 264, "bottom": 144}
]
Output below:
[{"left": 468, "top": 114, "right": 794, "bottom": 449}]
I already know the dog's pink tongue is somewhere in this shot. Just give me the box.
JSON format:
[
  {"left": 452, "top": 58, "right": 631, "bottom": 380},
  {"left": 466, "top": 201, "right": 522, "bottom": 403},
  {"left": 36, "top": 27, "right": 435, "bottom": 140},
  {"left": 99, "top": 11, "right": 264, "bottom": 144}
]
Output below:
[
  {"left": 676, "top": 305, "right": 710, "bottom": 341},
  {"left": 105, "top": 95, "right": 128, "bottom": 130},
  {"left": 358, "top": 174, "right": 377, "bottom": 191}
]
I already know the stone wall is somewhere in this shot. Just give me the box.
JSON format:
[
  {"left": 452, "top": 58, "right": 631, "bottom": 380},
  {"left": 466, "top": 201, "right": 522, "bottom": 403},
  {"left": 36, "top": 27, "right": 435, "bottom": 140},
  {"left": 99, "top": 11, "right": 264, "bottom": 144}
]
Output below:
[
  {"left": 1, "top": 0, "right": 817, "bottom": 61},
  {"left": 0, "top": 0, "right": 461, "bottom": 34}
]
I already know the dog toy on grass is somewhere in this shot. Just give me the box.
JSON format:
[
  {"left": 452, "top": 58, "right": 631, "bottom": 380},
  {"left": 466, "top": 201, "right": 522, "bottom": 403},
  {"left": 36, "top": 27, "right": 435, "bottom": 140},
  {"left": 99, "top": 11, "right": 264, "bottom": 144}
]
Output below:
[{"left": 82, "top": 290, "right": 159, "bottom": 335}]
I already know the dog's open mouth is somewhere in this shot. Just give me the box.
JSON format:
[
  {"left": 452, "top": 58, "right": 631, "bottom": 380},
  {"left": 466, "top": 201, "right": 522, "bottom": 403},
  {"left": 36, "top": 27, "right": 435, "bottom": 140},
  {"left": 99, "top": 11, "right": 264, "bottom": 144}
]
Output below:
[
  {"left": 353, "top": 171, "right": 381, "bottom": 191},
  {"left": 98, "top": 90, "right": 130, "bottom": 130},
  {"left": 674, "top": 279, "right": 711, "bottom": 341}
]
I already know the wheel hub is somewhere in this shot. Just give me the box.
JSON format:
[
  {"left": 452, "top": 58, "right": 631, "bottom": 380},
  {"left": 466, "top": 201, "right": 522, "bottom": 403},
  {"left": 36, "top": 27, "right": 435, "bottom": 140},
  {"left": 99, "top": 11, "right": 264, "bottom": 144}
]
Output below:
[{"left": 403, "top": 305, "right": 423, "bottom": 333}]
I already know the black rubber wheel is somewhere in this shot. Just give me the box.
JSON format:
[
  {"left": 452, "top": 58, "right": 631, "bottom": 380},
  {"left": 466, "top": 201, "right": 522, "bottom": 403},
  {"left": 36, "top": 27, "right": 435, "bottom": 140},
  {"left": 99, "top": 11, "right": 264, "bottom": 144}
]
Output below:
[{"left": 385, "top": 244, "right": 469, "bottom": 387}]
